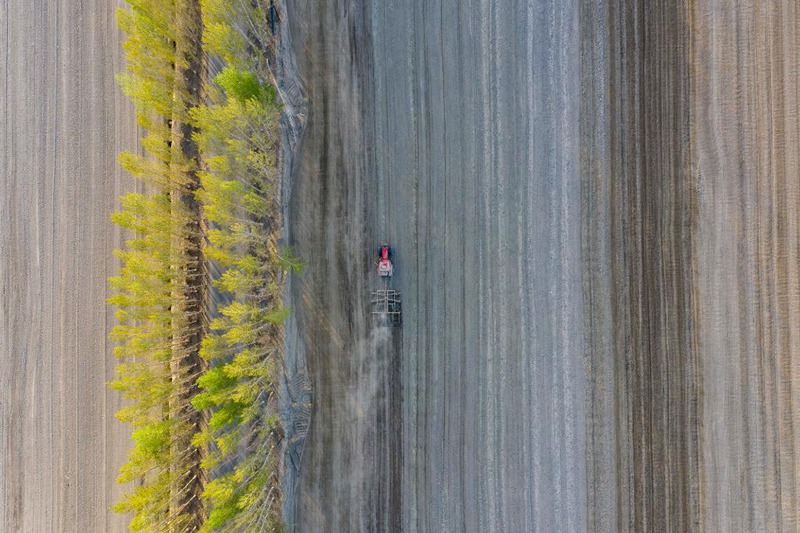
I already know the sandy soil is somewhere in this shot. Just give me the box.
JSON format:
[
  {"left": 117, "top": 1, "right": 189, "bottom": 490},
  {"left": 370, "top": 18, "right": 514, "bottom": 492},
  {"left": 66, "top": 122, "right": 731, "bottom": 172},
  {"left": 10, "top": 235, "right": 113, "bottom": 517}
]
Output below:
[
  {"left": 0, "top": 0, "right": 137, "bottom": 530},
  {"left": 282, "top": 1, "right": 800, "bottom": 532}
]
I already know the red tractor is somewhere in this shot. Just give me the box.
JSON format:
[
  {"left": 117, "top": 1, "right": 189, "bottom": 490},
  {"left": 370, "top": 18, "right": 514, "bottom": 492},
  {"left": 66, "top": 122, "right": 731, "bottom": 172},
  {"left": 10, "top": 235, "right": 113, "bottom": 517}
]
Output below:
[
  {"left": 377, "top": 243, "right": 394, "bottom": 277},
  {"left": 372, "top": 243, "right": 401, "bottom": 326}
]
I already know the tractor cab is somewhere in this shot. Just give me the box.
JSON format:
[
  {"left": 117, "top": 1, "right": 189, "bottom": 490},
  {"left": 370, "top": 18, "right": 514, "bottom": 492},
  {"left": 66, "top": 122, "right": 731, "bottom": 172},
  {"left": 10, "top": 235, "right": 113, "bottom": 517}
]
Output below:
[{"left": 377, "top": 244, "right": 394, "bottom": 277}]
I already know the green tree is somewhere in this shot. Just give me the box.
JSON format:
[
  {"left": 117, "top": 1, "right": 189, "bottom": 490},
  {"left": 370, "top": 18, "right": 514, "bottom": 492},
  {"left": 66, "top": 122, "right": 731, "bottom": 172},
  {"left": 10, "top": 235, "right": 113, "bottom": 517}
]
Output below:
[
  {"left": 111, "top": 0, "right": 291, "bottom": 530},
  {"left": 189, "top": 4, "right": 293, "bottom": 526},
  {"left": 111, "top": 0, "right": 209, "bottom": 530}
]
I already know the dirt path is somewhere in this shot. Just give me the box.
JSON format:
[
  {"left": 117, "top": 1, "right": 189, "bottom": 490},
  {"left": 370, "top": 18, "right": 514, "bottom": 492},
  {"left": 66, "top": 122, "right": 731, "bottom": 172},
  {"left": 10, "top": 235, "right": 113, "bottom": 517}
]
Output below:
[{"left": 0, "top": 1, "right": 137, "bottom": 530}]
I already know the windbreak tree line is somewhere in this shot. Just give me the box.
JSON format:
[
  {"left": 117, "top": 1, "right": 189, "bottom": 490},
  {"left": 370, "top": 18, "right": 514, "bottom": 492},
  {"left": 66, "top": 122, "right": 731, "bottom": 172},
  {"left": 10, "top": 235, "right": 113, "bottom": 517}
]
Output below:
[{"left": 110, "top": 0, "right": 292, "bottom": 531}]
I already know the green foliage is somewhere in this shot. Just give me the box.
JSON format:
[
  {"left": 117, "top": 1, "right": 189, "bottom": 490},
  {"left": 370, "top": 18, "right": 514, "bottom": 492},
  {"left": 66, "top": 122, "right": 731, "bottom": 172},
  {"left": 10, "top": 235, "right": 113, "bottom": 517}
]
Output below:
[
  {"left": 215, "top": 66, "right": 264, "bottom": 103},
  {"left": 109, "top": 191, "right": 174, "bottom": 433},
  {"left": 112, "top": 470, "right": 171, "bottom": 530},
  {"left": 116, "top": 1, "right": 177, "bottom": 128},
  {"left": 191, "top": 6, "right": 288, "bottom": 528},
  {"left": 111, "top": 0, "right": 209, "bottom": 530},
  {"left": 111, "top": 0, "right": 290, "bottom": 530},
  {"left": 109, "top": 190, "right": 175, "bottom": 526},
  {"left": 200, "top": 0, "right": 275, "bottom": 76}
]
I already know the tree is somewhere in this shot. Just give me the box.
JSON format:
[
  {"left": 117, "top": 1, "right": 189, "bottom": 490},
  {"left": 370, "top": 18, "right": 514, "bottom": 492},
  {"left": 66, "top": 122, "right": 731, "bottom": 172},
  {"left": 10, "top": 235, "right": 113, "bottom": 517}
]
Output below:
[
  {"left": 112, "top": 0, "right": 291, "bottom": 530},
  {"left": 111, "top": 0, "right": 209, "bottom": 530}
]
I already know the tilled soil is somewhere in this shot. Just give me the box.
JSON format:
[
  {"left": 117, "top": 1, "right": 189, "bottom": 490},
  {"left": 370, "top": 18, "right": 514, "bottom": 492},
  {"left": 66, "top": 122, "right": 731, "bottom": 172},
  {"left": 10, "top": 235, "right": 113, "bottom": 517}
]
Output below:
[
  {"left": 0, "top": 0, "right": 137, "bottom": 530},
  {"left": 283, "top": 1, "right": 800, "bottom": 532},
  {"left": 285, "top": 1, "right": 586, "bottom": 529},
  {"left": 692, "top": 2, "right": 800, "bottom": 530}
]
